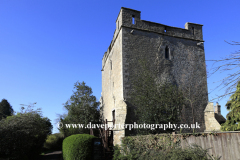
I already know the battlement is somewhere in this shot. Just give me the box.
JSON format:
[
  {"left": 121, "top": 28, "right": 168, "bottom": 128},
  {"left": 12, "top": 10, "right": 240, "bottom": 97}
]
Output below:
[
  {"left": 116, "top": 7, "right": 203, "bottom": 41},
  {"left": 102, "top": 7, "right": 204, "bottom": 69}
]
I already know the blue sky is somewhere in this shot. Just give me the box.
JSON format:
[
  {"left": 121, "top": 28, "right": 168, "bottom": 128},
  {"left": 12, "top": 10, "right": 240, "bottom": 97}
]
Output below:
[{"left": 0, "top": 0, "right": 239, "bottom": 133}]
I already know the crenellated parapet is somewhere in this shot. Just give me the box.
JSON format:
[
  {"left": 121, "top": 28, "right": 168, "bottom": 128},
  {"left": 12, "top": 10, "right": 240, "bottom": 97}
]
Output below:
[
  {"left": 116, "top": 7, "right": 203, "bottom": 41},
  {"left": 102, "top": 7, "right": 204, "bottom": 69}
]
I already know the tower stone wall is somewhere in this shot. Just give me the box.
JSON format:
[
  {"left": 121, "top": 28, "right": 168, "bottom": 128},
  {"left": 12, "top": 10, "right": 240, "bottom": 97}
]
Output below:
[{"left": 101, "top": 7, "right": 208, "bottom": 145}]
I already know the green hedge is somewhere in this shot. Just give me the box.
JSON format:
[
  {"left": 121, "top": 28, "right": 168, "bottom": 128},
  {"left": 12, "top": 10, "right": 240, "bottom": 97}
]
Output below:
[
  {"left": 62, "top": 134, "right": 96, "bottom": 160},
  {"left": 43, "top": 133, "right": 64, "bottom": 151}
]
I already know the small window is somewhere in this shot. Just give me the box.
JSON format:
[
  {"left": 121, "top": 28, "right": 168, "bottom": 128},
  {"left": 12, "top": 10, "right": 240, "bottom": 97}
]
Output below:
[
  {"left": 112, "top": 110, "right": 115, "bottom": 124},
  {"left": 164, "top": 27, "right": 167, "bottom": 33},
  {"left": 132, "top": 15, "right": 135, "bottom": 25},
  {"left": 110, "top": 60, "right": 112, "bottom": 70},
  {"left": 165, "top": 46, "right": 169, "bottom": 59},
  {"left": 192, "top": 27, "right": 194, "bottom": 35},
  {"left": 118, "top": 21, "right": 119, "bottom": 29}
]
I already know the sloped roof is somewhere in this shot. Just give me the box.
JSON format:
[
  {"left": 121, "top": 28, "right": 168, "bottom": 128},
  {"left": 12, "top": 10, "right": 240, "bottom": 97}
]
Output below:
[{"left": 215, "top": 113, "right": 226, "bottom": 124}]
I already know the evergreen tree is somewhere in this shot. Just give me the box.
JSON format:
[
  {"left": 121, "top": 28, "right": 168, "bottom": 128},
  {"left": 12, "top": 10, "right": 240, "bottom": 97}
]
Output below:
[
  {"left": 0, "top": 99, "right": 14, "bottom": 120},
  {"left": 59, "top": 81, "right": 100, "bottom": 137},
  {"left": 221, "top": 81, "right": 240, "bottom": 131}
]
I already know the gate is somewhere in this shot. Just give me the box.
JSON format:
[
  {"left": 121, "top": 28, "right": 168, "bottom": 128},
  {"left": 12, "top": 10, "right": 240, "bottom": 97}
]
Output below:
[{"left": 90, "top": 119, "right": 115, "bottom": 160}]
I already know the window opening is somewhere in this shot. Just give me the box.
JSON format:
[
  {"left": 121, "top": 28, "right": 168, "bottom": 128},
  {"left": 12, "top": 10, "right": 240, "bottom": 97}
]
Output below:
[
  {"left": 192, "top": 27, "right": 194, "bottom": 35},
  {"left": 110, "top": 60, "right": 112, "bottom": 70},
  {"left": 118, "top": 21, "right": 119, "bottom": 29},
  {"left": 112, "top": 110, "right": 115, "bottom": 125},
  {"left": 165, "top": 46, "right": 169, "bottom": 59},
  {"left": 164, "top": 27, "right": 167, "bottom": 33},
  {"left": 132, "top": 15, "right": 135, "bottom": 24}
]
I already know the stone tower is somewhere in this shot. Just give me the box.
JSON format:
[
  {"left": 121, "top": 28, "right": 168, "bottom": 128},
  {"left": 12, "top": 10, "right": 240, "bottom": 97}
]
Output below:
[{"left": 100, "top": 7, "right": 208, "bottom": 145}]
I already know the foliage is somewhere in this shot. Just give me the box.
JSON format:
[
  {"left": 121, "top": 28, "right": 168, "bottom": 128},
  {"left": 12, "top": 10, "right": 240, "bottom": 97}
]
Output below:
[
  {"left": 58, "top": 81, "right": 100, "bottom": 137},
  {"left": 113, "top": 134, "right": 181, "bottom": 160},
  {"left": 43, "top": 133, "right": 64, "bottom": 151},
  {"left": 62, "top": 134, "right": 96, "bottom": 160},
  {"left": 221, "top": 81, "right": 240, "bottom": 131},
  {"left": 113, "top": 138, "right": 221, "bottom": 160},
  {"left": 0, "top": 99, "right": 14, "bottom": 121},
  {"left": 130, "top": 59, "right": 185, "bottom": 134},
  {"left": 0, "top": 104, "right": 52, "bottom": 160},
  {"left": 114, "top": 145, "right": 220, "bottom": 160}
]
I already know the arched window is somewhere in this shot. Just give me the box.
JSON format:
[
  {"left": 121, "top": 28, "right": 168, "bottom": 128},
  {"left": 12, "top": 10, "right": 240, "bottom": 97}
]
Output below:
[{"left": 165, "top": 46, "right": 169, "bottom": 59}]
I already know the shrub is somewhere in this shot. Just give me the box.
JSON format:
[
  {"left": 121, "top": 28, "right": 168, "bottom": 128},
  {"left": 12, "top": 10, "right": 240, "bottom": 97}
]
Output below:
[
  {"left": 113, "top": 143, "right": 221, "bottom": 160},
  {"left": 0, "top": 108, "right": 52, "bottom": 160},
  {"left": 43, "top": 133, "right": 64, "bottom": 151},
  {"left": 62, "top": 134, "right": 96, "bottom": 160},
  {"left": 139, "top": 144, "right": 214, "bottom": 160}
]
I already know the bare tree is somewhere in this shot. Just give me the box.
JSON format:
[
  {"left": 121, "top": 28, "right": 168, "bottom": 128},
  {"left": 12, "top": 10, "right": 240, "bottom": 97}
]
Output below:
[
  {"left": 180, "top": 61, "right": 207, "bottom": 133},
  {"left": 208, "top": 41, "right": 240, "bottom": 100},
  {"left": 178, "top": 45, "right": 208, "bottom": 133}
]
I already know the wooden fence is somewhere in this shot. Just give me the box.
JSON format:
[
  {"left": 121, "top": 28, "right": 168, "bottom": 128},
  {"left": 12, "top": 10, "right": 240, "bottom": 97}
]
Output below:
[{"left": 179, "top": 131, "right": 240, "bottom": 160}]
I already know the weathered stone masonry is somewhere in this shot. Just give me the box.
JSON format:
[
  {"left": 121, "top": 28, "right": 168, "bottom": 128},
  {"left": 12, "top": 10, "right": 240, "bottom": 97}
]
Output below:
[{"left": 101, "top": 7, "right": 209, "bottom": 145}]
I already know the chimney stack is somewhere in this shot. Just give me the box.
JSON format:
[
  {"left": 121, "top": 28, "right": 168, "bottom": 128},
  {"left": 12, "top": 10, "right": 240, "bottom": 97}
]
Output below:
[{"left": 215, "top": 102, "right": 221, "bottom": 114}]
